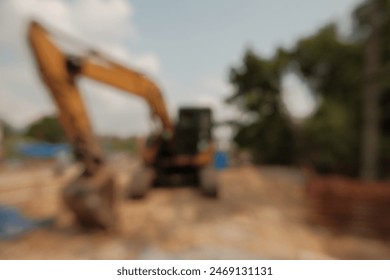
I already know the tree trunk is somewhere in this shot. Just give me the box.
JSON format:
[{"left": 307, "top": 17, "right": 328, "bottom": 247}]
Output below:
[{"left": 361, "top": 0, "right": 382, "bottom": 181}]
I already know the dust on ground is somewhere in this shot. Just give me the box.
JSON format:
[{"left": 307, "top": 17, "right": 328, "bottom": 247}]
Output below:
[{"left": 0, "top": 157, "right": 389, "bottom": 259}]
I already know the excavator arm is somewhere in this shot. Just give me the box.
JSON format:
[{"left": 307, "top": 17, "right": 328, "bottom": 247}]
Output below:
[
  {"left": 28, "top": 21, "right": 104, "bottom": 175},
  {"left": 28, "top": 21, "right": 172, "bottom": 171},
  {"left": 27, "top": 20, "right": 173, "bottom": 229}
]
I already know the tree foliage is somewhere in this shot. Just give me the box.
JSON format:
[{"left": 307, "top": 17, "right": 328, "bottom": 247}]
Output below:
[
  {"left": 291, "top": 24, "right": 363, "bottom": 175},
  {"left": 228, "top": 0, "right": 390, "bottom": 177},
  {"left": 228, "top": 49, "right": 296, "bottom": 164},
  {"left": 25, "top": 116, "right": 66, "bottom": 143}
]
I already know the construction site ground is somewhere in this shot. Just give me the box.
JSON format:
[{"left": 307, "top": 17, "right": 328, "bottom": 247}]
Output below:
[{"left": 0, "top": 155, "right": 389, "bottom": 259}]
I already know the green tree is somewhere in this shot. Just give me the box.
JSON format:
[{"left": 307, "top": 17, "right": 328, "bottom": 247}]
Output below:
[
  {"left": 227, "top": 1, "right": 390, "bottom": 178},
  {"left": 290, "top": 24, "right": 363, "bottom": 175},
  {"left": 25, "top": 115, "right": 66, "bottom": 143},
  {"left": 292, "top": 1, "right": 390, "bottom": 177},
  {"left": 228, "top": 49, "right": 296, "bottom": 164}
]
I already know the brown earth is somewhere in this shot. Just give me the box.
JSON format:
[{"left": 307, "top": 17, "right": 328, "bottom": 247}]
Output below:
[{"left": 0, "top": 157, "right": 389, "bottom": 259}]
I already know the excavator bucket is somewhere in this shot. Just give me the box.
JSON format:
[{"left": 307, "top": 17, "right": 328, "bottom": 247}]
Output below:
[{"left": 62, "top": 166, "right": 116, "bottom": 229}]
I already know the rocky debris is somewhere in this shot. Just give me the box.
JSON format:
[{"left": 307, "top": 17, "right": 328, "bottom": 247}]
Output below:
[{"left": 0, "top": 159, "right": 389, "bottom": 259}]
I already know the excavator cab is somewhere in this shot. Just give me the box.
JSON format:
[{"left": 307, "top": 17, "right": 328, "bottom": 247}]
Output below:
[
  {"left": 173, "top": 107, "right": 218, "bottom": 197},
  {"left": 175, "top": 107, "right": 213, "bottom": 156},
  {"left": 129, "top": 107, "right": 218, "bottom": 198}
]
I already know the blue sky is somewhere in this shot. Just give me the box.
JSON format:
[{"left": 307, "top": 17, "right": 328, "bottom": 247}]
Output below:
[
  {"left": 0, "top": 0, "right": 362, "bottom": 137},
  {"left": 129, "top": 0, "right": 361, "bottom": 101}
]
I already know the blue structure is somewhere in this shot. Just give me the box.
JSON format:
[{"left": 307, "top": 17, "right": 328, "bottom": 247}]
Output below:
[
  {"left": 0, "top": 205, "right": 53, "bottom": 239},
  {"left": 17, "top": 142, "right": 70, "bottom": 158},
  {"left": 214, "top": 151, "right": 228, "bottom": 170}
]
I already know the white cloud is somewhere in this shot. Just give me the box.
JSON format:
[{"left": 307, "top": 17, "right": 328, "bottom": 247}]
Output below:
[
  {"left": 71, "top": 0, "right": 134, "bottom": 43},
  {"left": 0, "top": 62, "right": 55, "bottom": 128},
  {"left": 100, "top": 44, "right": 160, "bottom": 76},
  {"left": 0, "top": 0, "right": 161, "bottom": 136},
  {"left": 0, "top": 83, "right": 53, "bottom": 129},
  {"left": 131, "top": 53, "right": 161, "bottom": 76}
]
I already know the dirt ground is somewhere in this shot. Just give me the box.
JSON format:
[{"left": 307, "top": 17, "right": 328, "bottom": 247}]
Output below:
[{"left": 0, "top": 156, "right": 389, "bottom": 259}]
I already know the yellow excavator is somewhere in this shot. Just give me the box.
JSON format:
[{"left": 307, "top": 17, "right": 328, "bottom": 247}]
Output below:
[{"left": 27, "top": 21, "right": 218, "bottom": 229}]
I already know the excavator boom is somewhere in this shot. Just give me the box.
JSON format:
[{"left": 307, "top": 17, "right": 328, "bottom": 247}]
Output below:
[
  {"left": 27, "top": 20, "right": 173, "bottom": 229},
  {"left": 28, "top": 21, "right": 103, "bottom": 175},
  {"left": 28, "top": 21, "right": 173, "bottom": 167}
]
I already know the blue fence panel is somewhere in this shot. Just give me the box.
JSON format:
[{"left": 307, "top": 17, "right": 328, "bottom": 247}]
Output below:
[{"left": 17, "top": 143, "right": 70, "bottom": 158}]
